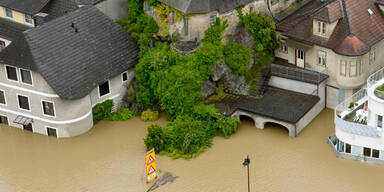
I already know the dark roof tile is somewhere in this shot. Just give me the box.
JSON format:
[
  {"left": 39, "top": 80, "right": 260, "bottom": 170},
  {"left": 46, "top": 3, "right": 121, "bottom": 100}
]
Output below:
[{"left": 0, "top": 6, "right": 139, "bottom": 100}]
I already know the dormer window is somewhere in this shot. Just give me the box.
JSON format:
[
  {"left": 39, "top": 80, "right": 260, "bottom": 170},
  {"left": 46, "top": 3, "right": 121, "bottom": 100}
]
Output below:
[
  {"left": 314, "top": 20, "right": 327, "bottom": 37},
  {"left": 4, "top": 8, "right": 13, "bottom": 19},
  {"left": 318, "top": 21, "right": 326, "bottom": 35},
  {"left": 24, "top": 14, "right": 33, "bottom": 25}
]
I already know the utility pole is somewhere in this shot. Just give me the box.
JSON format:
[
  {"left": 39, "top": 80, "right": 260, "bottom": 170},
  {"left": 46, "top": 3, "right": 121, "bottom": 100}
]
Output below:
[{"left": 242, "top": 155, "right": 251, "bottom": 192}]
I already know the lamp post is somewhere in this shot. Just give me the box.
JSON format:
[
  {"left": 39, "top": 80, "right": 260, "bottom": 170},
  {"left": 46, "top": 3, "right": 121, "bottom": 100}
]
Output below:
[{"left": 242, "top": 155, "right": 250, "bottom": 192}]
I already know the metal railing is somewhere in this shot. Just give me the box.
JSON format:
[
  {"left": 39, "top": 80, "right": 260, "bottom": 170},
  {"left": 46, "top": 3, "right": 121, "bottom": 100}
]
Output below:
[
  {"left": 367, "top": 67, "right": 384, "bottom": 88},
  {"left": 334, "top": 88, "right": 379, "bottom": 137},
  {"left": 270, "top": 64, "right": 327, "bottom": 84}
]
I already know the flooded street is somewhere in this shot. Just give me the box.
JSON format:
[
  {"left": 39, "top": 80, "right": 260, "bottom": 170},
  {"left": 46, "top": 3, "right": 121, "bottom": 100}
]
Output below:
[{"left": 1, "top": 109, "right": 384, "bottom": 191}]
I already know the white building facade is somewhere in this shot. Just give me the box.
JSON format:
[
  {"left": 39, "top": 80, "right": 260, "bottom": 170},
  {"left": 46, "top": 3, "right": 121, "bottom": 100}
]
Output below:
[{"left": 329, "top": 67, "right": 384, "bottom": 163}]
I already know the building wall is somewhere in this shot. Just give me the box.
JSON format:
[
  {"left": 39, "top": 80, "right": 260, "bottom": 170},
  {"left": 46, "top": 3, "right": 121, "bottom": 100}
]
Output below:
[
  {"left": 96, "top": 0, "right": 128, "bottom": 20},
  {"left": 276, "top": 38, "right": 384, "bottom": 109},
  {"left": 0, "top": 6, "right": 35, "bottom": 27},
  {"left": 146, "top": 0, "right": 296, "bottom": 41},
  {"left": 0, "top": 63, "right": 135, "bottom": 138}
]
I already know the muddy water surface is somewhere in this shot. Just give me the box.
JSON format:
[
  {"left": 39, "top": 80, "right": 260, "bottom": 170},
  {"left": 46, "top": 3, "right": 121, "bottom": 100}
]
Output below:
[{"left": 1, "top": 109, "right": 384, "bottom": 192}]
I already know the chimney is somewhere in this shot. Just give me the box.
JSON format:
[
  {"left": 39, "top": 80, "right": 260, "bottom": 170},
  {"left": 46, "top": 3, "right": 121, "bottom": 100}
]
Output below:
[{"left": 34, "top": 12, "right": 49, "bottom": 26}]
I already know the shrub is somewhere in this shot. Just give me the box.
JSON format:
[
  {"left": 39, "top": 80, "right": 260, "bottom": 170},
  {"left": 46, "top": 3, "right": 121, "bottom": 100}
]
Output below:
[
  {"left": 144, "top": 124, "right": 166, "bottom": 152},
  {"left": 93, "top": 100, "right": 134, "bottom": 124},
  {"left": 224, "top": 42, "right": 251, "bottom": 76},
  {"left": 349, "top": 102, "right": 355, "bottom": 109},
  {"left": 202, "top": 18, "right": 228, "bottom": 45},
  {"left": 141, "top": 110, "right": 159, "bottom": 122},
  {"left": 108, "top": 108, "right": 134, "bottom": 121},
  {"left": 92, "top": 100, "right": 114, "bottom": 124},
  {"left": 216, "top": 117, "right": 240, "bottom": 138}
]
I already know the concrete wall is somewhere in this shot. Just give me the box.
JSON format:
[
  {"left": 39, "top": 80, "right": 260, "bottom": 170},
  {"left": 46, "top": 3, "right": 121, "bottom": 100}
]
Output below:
[
  {"left": 268, "top": 76, "right": 318, "bottom": 95},
  {"left": 0, "top": 63, "right": 135, "bottom": 138},
  {"left": 232, "top": 110, "right": 296, "bottom": 137},
  {"left": 96, "top": 0, "right": 128, "bottom": 20},
  {"left": 295, "top": 81, "right": 326, "bottom": 134}
]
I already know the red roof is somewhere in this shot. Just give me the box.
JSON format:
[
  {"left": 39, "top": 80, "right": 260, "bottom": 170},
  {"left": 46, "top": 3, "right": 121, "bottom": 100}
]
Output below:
[{"left": 277, "top": 0, "right": 384, "bottom": 56}]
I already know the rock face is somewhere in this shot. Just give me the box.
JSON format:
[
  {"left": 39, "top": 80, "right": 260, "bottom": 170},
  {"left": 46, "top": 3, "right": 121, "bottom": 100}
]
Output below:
[
  {"left": 211, "top": 62, "right": 231, "bottom": 81},
  {"left": 228, "top": 26, "right": 254, "bottom": 50},
  {"left": 209, "top": 62, "right": 250, "bottom": 96},
  {"left": 220, "top": 73, "right": 250, "bottom": 95},
  {"left": 201, "top": 80, "right": 216, "bottom": 99}
]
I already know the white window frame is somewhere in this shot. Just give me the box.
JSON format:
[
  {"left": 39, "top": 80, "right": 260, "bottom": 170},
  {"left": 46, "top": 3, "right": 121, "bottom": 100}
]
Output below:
[
  {"left": 5, "top": 65, "right": 19, "bottom": 82},
  {"left": 349, "top": 60, "right": 357, "bottom": 77},
  {"left": 41, "top": 99, "right": 56, "bottom": 118},
  {"left": 340, "top": 60, "right": 346, "bottom": 76},
  {"left": 17, "top": 94, "right": 31, "bottom": 112},
  {"left": 4, "top": 8, "right": 13, "bottom": 19},
  {"left": 210, "top": 14, "right": 217, "bottom": 26},
  {"left": 19, "top": 68, "right": 34, "bottom": 86},
  {"left": 0, "top": 114, "right": 9, "bottom": 126},
  {"left": 45, "top": 126, "right": 59, "bottom": 138},
  {"left": 280, "top": 43, "right": 288, "bottom": 54},
  {"left": 317, "top": 50, "right": 326, "bottom": 66},
  {"left": 370, "top": 47, "right": 376, "bottom": 63},
  {"left": 98, "top": 80, "right": 111, "bottom": 98},
  {"left": 23, "top": 14, "right": 33, "bottom": 25},
  {"left": 121, "top": 71, "right": 129, "bottom": 82},
  {"left": 0, "top": 89, "right": 6, "bottom": 106}
]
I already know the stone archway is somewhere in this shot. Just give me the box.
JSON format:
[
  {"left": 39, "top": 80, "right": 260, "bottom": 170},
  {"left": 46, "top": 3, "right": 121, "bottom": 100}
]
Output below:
[{"left": 261, "top": 121, "right": 295, "bottom": 137}]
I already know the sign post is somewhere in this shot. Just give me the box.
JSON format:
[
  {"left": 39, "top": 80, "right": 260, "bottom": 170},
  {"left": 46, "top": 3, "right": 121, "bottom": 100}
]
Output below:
[{"left": 146, "top": 148, "right": 157, "bottom": 183}]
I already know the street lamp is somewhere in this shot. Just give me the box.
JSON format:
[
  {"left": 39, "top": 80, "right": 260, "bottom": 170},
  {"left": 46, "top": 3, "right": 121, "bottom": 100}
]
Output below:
[{"left": 242, "top": 155, "right": 250, "bottom": 192}]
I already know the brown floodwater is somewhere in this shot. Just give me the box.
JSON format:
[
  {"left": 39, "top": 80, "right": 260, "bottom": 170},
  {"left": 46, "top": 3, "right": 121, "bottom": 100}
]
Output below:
[{"left": 0, "top": 109, "right": 384, "bottom": 192}]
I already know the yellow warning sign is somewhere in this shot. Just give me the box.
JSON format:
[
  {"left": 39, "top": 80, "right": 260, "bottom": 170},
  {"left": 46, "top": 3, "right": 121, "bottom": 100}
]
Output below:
[{"left": 146, "top": 149, "right": 157, "bottom": 183}]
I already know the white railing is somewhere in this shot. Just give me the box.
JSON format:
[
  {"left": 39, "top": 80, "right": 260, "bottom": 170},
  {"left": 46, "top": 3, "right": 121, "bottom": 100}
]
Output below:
[
  {"left": 368, "top": 67, "right": 384, "bottom": 88},
  {"left": 270, "top": 64, "right": 327, "bottom": 84},
  {"left": 334, "top": 88, "right": 379, "bottom": 137}
]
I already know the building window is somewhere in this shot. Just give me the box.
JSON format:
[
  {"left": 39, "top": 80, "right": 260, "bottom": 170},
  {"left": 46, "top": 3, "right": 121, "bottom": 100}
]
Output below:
[
  {"left": 297, "top": 49, "right": 304, "bottom": 59},
  {"left": 122, "top": 71, "right": 128, "bottom": 82},
  {"left": 46, "top": 127, "right": 57, "bottom": 137},
  {"left": 372, "top": 149, "right": 380, "bottom": 158},
  {"left": 370, "top": 48, "right": 376, "bottom": 63},
  {"left": 4, "top": 8, "right": 13, "bottom": 19},
  {"left": 315, "top": 20, "right": 326, "bottom": 35},
  {"left": 340, "top": 60, "right": 346, "bottom": 76},
  {"left": 210, "top": 15, "right": 217, "bottom": 26},
  {"left": 0, "top": 40, "right": 5, "bottom": 50},
  {"left": 345, "top": 144, "right": 351, "bottom": 153},
  {"left": 42, "top": 101, "right": 55, "bottom": 116},
  {"left": 0, "top": 90, "right": 5, "bottom": 105},
  {"left": 24, "top": 14, "right": 33, "bottom": 24},
  {"left": 99, "top": 81, "right": 110, "bottom": 97},
  {"left": 349, "top": 60, "right": 357, "bottom": 77},
  {"left": 6, "top": 66, "right": 18, "bottom": 81},
  {"left": 358, "top": 60, "right": 363, "bottom": 75},
  {"left": 0, "top": 115, "right": 8, "bottom": 125},
  {"left": 338, "top": 141, "right": 344, "bottom": 152},
  {"left": 280, "top": 43, "right": 288, "bottom": 53},
  {"left": 318, "top": 50, "right": 326, "bottom": 66},
  {"left": 363, "top": 147, "right": 371, "bottom": 157},
  {"left": 378, "top": 115, "right": 383, "bottom": 128},
  {"left": 20, "top": 69, "right": 32, "bottom": 85},
  {"left": 17, "top": 95, "right": 30, "bottom": 111}
]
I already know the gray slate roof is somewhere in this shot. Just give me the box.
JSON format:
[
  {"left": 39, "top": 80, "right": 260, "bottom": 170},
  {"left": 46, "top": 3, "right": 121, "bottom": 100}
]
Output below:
[
  {"left": 43, "top": 0, "right": 106, "bottom": 22},
  {"left": 0, "top": 6, "right": 139, "bottom": 100},
  {"left": 0, "top": 0, "right": 50, "bottom": 15},
  {"left": 158, "top": 0, "right": 254, "bottom": 14},
  {"left": 0, "top": 17, "right": 31, "bottom": 40},
  {"left": 209, "top": 87, "right": 320, "bottom": 123}
]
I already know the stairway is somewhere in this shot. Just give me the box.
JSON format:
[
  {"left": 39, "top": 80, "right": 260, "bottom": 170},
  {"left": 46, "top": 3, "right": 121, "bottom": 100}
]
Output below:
[{"left": 251, "top": 67, "right": 271, "bottom": 97}]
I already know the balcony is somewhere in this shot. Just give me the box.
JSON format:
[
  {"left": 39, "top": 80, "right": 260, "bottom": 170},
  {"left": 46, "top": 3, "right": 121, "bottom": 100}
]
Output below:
[{"left": 334, "top": 67, "right": 384, "bottom": 138}]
